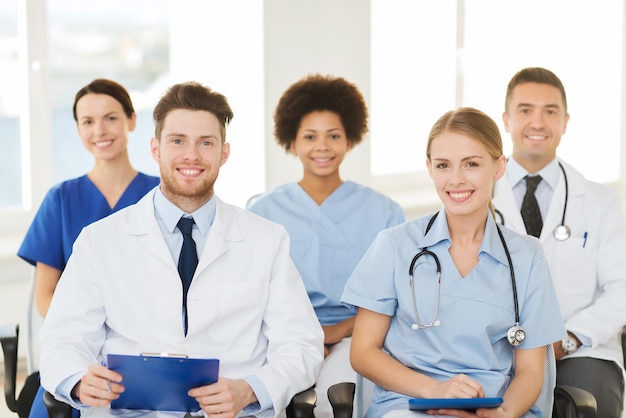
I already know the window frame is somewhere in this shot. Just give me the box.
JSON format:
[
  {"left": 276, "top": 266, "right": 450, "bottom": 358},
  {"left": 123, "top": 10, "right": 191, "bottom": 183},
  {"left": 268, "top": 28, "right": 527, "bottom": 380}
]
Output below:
[{"left": 0, "top": 0, "right": 51, "bottom": 261}]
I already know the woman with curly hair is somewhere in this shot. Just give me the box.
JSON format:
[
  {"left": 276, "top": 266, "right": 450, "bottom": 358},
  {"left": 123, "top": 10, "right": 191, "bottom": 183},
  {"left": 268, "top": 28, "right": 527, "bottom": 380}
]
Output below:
[{"left": 248, "top": 73, "right": 405, "bottom": 417}]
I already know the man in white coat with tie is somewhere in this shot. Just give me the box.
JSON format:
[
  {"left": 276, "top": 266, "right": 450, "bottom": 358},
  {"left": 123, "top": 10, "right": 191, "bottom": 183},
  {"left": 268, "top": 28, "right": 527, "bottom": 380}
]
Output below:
[
  {"left": 493, "top": 67, "right": 626, "bottom": 418},
  {"left": 39, "top": 81, "right": 324, "bottom": 418}
]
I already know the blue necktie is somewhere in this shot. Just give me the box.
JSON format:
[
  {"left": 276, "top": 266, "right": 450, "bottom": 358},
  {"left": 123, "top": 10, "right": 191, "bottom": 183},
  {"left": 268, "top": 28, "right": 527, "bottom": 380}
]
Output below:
[
  {"left": 177, "top": 217, "right": 198, "bottom": 335},
  {"left": 521, "top": 175, "right": 543, "bottom": 238}
]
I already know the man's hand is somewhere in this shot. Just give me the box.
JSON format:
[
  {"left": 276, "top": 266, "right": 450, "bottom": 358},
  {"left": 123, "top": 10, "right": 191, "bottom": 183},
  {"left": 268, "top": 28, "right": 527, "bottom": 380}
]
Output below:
[
  {"left": 553, "top": 340, "right": 567, "bottom": 360},
  {"left": 553, "top": 333, "right": 581, "bottom": 360},
  {"left": 73, "top": 364, "right": 123, "bottom": 406},
  {"left": 189, "top": 377, "right": 257, "bottom": 418}
]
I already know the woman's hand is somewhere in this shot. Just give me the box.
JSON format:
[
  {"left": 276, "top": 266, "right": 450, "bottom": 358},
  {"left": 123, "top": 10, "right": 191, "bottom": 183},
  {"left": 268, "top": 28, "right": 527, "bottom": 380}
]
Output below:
[
  {"left": 427, "top": 405, "right": 510, "bottom": 417},
  {"left": 423, "top": 376, "right": 513, "bottom": 418},
  {"left": 322, "top": 317, "right": 355, "bottom": 345},
  {"left": 322, "top": 317, "right": 355, "bottom": 356},
  {"left": 428, "top": 374, "right": 485, "bottom": 399}
]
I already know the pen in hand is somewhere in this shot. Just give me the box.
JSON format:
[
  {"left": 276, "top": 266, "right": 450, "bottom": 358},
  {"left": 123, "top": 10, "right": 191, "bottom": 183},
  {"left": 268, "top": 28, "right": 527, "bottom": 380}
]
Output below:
[{"left": 101, "top": 361, "right": 112, "bottom": 393}]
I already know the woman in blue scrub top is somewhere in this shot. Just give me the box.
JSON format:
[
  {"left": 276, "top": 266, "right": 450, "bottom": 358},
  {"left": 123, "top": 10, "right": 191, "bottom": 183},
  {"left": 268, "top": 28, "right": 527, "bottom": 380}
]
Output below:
[
  {"left": 17, "top": 78, "right": 160, "bottom": 418},
  {"left": 247, "top": 74, "right": 405, "bottom": 417},
  {"left": 341, "top": 107, "right": 565, "bottom": 418}
]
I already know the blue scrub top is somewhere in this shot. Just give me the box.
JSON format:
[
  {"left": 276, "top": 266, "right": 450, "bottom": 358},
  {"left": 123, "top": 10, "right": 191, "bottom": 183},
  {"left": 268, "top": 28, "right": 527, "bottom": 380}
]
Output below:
[
  {"left": 341, "top": 209, "right": 566, "bottom": 417},
  {"left": 18, "top": 173, "right": 160, "bottom": 270},
  {"left": 248, "top": 181, "right": 405, "bottom": 325}
]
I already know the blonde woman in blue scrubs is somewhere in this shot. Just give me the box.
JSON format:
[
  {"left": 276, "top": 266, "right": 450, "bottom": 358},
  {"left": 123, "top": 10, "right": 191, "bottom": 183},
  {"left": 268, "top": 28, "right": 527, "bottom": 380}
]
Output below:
[{"left": 341, "top": 107, "right": 565, "bottom": 417}]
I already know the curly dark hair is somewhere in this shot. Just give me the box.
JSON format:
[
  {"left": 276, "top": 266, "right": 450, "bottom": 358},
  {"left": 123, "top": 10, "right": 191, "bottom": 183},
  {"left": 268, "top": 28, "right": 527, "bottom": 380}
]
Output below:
[{"left": 273, "top": 74, "right": 368, "bottom": 152}]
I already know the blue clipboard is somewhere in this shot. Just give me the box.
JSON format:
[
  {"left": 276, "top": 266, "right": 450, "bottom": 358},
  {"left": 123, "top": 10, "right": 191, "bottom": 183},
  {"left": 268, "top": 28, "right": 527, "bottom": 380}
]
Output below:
[
  {"left": 409, "top": 397, "right": 503, "bottom": 411},
  {"left": 107, "top": 354, "right": 219, "bottom": 412}
]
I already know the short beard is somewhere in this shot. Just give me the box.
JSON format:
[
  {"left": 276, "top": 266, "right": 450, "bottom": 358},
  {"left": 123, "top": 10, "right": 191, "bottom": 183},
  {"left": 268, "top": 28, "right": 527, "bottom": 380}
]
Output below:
[{"left": 160, "top": 172, "right": 216, "bottom": 210}]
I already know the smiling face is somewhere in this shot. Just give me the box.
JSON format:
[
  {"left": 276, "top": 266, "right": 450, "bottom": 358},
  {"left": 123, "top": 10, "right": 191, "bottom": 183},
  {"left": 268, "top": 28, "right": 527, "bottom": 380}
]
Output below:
[
  {"left": 151, "top": 109, "right": 229, "bottom": 212},
  {"left": 503, "top": 82, "right": 569, "bottom": 173},
  {"left": 289, "top": 110, "right": 352, "bottom": 183},
  {"left": 427, "top": 131, "right": 506, "bottom": 218},
  {"left": 75, "top": 93, "right": 136, "bottom": 160}
]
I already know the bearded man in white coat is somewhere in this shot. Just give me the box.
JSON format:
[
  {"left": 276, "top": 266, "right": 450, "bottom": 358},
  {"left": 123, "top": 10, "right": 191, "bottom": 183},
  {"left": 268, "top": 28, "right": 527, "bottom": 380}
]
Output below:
[
  {"left": 39, "top": 81, "right": 324, "bottom": 418},
  {"left": 493, "top": 67, "right": 626, "bottom": 418}
]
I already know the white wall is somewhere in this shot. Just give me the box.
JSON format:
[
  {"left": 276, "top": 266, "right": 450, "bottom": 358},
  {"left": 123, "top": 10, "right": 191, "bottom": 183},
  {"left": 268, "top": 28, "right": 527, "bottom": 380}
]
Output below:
[{"left": 263, "top": 0, "right": 372, "bottom": 191}]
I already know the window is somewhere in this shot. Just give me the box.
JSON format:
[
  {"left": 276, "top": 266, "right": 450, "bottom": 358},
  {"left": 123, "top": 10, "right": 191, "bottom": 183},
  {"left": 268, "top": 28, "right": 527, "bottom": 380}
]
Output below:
[
  {"left": 0, "top": 0, "right": 20, "bottom": 208},
  {"left": 48, "top": 0, "right": 169, "bottom": 182},
  {"left": 0, "top": 0, "right": 264, "bottom": 255},
  {"left": 371, "top": 0, "right": 623, "bottom": 184}
]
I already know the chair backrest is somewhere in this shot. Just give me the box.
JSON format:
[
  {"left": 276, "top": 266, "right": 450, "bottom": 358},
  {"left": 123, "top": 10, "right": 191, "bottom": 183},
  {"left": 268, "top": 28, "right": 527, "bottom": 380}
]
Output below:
[
  {"left": 0, "top": 268, "right": 44, "bottom": 418},
  {"left": 42, "top": 391, "right": 72, "bottom": 418},
  {"left": 245, "top": 193, "right": 262, "bottom": 209},
  {"left": 328, "top": 382, "right": 355, "bottom": 418},
  {"left": 0, "top": 323, "right": 41, "bottom": 418},
  {"left": 553, "top": 385, "right": 598, "bottom": 418},
  {"left": 354, "top": 374, "right": 372, "bottom": 418},
  {"left": 622, "top": 325, "right": 626, "bottom": 369},
  {"left": 1, "top": 324, "right": 19, "bottom": 414},
  {"left": 26, "top": 268, "right": 43, "bottom": 374},
  {"left": 535, "top": 343, "right": 557, "bottom": 417}
]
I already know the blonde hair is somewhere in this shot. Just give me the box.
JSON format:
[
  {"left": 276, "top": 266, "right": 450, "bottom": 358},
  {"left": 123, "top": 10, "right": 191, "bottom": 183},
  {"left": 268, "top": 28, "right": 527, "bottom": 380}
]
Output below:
[{"left": 426, "top": 107, "right": 504, "bottom": 217}]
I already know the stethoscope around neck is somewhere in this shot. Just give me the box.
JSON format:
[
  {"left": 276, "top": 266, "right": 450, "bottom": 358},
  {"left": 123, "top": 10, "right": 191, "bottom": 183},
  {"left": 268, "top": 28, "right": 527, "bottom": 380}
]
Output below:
[
  {"left": 408, "top": 212, "right": 526, "bottom": 347},
  {"left": 495, "top": 162, "right": 571, "bottom": 241}
]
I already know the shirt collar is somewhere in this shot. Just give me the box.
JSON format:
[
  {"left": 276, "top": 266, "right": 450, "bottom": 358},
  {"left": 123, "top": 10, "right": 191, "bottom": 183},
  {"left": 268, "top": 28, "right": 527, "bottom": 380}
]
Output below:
[
  {"left": 481, "top": 212, "right": 510, "bottom": 267},
  {"left": 420, "top": 208, "right": 450, "bottom": 249},
  {"left": 421, "top": 208, "right": 509, "bottom": 268},
  {"left": 507, "top": 157, "right": 560, "bottom": 192},
  {"left": 154, "top": 187, "right": 216, "bottom": 236}
]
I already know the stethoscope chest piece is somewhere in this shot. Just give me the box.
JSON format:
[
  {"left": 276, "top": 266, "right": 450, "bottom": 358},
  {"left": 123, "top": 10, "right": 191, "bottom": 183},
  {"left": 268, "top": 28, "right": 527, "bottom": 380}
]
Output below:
[
  {"left": 552, "top": 162, "right": 571, "bottom": 241},
  {"left": 507, "top": 324, "right": 526, "bottom": 346},
  {"left": 553, "top": 224, "right": 571, "bottom": 241}
]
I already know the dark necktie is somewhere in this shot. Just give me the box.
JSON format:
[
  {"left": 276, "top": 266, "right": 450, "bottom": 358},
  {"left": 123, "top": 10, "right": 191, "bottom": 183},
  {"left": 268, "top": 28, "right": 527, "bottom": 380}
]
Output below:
[
  {"left": 177, "top": 217, "right": 198, "bottom": 335},
  {"left": 521, "top": 175, "right": 543, "bottom": 238}
]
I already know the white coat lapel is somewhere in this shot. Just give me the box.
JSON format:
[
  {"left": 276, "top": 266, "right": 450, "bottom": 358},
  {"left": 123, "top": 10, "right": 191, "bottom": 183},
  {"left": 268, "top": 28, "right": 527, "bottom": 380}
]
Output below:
[
  {"left": 493, "top": 176, "right": 526, "bottom": 234},
  {"left": 195, "top": 197, "right": 239, "bottom": 274},
  {"left": 124, "top": 189, "right": 178, "bottom": 273}
]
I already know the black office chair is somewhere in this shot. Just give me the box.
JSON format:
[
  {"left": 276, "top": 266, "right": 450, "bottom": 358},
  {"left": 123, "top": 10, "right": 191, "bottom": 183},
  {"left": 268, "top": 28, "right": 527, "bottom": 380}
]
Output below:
[
  {"left": 42, "top": 392, "right": 71, "bottom": 418},
  {"left": 553, "top": 385, "right": 597, "bottom": 418},
  {"left": 328, "top": 382, "right": 355, "bottom": 418},
  {"left": 0, "top": 324, "right": 40, "bottom": 418},
  {"left": 285, "top": 386, "right": 316, "bottom": 418}
]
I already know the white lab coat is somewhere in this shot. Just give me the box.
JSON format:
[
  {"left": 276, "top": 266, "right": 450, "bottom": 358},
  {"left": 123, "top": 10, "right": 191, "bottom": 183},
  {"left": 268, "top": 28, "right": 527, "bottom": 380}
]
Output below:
[
  {"left": 39, "top": 190, "right": 324, "bottom": 417},
  {"left": 493, "top": 159, "right": 626, "bottom": 367}
]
